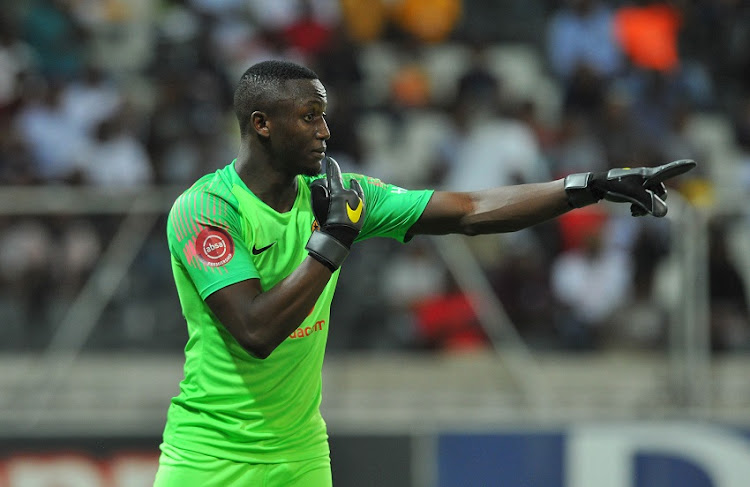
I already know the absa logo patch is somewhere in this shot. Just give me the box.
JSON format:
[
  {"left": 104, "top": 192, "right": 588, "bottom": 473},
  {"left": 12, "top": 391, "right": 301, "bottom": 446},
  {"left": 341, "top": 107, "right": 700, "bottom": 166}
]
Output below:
[{"left": 196, "top": 226, "right": 234, "bottom": 267}]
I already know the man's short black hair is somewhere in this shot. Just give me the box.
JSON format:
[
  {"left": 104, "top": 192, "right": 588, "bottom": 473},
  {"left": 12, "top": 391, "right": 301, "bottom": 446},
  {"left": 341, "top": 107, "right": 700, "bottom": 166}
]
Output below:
[{"left": 234, "top": 60, "right": 319, "bottom": 136}]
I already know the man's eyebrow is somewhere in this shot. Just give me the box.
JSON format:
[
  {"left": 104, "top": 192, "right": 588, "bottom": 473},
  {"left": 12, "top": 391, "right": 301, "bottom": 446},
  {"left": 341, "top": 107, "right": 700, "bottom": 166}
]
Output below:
[{"left": 301, "top": 99, "right": 326, "bottom": 109}]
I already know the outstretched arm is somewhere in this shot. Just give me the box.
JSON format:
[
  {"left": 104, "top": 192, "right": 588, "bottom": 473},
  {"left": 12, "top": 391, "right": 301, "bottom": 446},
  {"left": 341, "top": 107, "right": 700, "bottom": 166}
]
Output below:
[
  {"left": 407, "top": 159, "right": 697, "bottom": 237},
  {"left": 407, "top": 180, "right": 570, "bottom": 236}
]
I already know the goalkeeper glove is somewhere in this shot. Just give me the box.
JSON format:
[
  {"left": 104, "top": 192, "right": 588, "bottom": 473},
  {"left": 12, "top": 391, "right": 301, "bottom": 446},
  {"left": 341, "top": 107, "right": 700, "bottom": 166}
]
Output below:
[
  {"left": 564, "top": 159, "right": 696, "bottom": 217},
  {"left": 306, "top": 157, "right": 366, "bottom": 271}
]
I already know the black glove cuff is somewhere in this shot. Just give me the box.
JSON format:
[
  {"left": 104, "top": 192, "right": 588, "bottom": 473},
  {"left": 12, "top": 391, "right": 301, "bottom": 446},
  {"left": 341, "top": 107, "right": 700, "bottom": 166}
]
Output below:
[
  {"left": 306, "top": 231, "right": 350, "bottom": 272},
  {"left": 564, "top": 172, "right": 603, "bottom": 208},
  {"left": 322, "top": 224, "right": 358, "bottom": 249}
]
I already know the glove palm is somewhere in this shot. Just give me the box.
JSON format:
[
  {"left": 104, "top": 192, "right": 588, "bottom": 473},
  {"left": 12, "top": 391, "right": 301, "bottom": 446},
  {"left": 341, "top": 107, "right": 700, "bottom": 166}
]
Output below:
[{"left": 306, "top": 157, "right": 366, "bottom": 271}]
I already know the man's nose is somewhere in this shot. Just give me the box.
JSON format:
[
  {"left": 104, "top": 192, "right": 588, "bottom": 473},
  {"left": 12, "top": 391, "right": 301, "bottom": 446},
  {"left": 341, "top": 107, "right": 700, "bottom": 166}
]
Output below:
[{"left": 317, "top": 119, "right": 330, "bottom": 140}]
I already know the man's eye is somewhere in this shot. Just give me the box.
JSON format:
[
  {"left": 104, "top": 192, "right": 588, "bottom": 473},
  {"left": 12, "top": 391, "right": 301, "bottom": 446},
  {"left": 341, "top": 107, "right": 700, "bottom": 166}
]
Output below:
[{"left": 304, "top": 114, "right": 315, "bottom": 122}]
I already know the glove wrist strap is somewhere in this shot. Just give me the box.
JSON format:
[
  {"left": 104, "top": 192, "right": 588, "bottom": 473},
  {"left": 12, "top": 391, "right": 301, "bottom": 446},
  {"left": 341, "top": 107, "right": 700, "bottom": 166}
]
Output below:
[
  {"left": 564, "top": 172, "right": 602, "bottom": 208},
  {"left": 306, "top": 231, "right": 350, "bottom": 272}
]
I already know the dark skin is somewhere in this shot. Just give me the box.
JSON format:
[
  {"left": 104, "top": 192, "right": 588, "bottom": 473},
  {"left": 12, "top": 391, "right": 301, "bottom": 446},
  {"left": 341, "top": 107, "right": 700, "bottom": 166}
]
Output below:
[{"left": 207, "top": 78, "right": 571, "bottom": 359}]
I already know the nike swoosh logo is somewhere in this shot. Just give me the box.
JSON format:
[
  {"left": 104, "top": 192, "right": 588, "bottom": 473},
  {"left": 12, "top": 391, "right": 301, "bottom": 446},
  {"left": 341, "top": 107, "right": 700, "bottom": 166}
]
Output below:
[
  {"left": 252, "top": 242, "right": 276, "bottom": 255},
  {"left": 346, "top": 200, "right": 362, "bottom": 223}
]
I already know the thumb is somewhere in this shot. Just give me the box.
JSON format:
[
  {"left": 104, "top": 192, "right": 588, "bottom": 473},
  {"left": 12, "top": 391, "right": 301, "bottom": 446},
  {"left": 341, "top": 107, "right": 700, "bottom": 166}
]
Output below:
[
  {"left": 310, "top": 179, "right": 330, "bottom": 224},
  {"left": 325, "top": 157, "right": 344, "bottom": 191},
  {"left": 629, "top": 188, "right": 667, "bottom": 217},
  {"left": 349, "top": 178, "right": 365, "bottom": 202},
  {"left": 648, "top": 190, "right": 668, "bottom": 217}
]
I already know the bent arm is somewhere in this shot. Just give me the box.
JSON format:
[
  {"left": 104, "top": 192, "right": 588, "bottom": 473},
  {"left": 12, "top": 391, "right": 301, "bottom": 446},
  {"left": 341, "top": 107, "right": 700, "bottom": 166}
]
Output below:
[
  {"left": 407, "top": 179, "right": 570, "bottom": 236},
  {"left": 205, "top": 257, "right": 332, "bottom": 359}
]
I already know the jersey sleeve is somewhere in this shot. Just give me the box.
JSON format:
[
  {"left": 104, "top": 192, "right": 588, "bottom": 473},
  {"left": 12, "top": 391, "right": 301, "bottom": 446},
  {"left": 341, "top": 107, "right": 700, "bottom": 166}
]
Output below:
[
  {"left": 349, "top": 174, "right": 434, "bottom": 243},
  {"left": 167, "top": 187, "right": 258, "bottom": 299}
]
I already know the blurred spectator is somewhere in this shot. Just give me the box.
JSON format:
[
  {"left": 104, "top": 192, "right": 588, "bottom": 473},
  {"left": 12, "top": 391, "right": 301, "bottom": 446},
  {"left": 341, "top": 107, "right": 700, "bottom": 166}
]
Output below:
[
  {"left": 441, "top": 113, "right": 547, "bottom": 190},
  {"left": 488, "top": 242, "right": 558, "bottom": 347},
  {"left": 74, "top": 114, "right": 153, "bottom": 189},
  {"left": 339, "top": 0, "right": 462, "bottom": 45},
  {"left": 389, "top": 61, "right": 432, "bottom": 110},
  {"left": 383, "top": 39, "right": 433, "bottom": 116},
  {"left": 550, "top": 214, "right": 633, "bottom": 350},
  {"left": 281, "top": 0, "right": 335, "bottom": 59},
  {"left": 548, "top": 111, "right": 608, "bottom": 178},
  {"left": 595, "top": 86, "right": 703, "bottom": 169},
  {"left": 413, "top": 290, "right": 487, "bottom": 351},
  {"left": 561, "top": 63, "right": 608, "bottom": 119},
  {"left": 438, "top": 85, "right": 548, "bottom": 191},
  {"left": 592, "top": 88, "right": 644, "bottom": 168},
  {"left": 246, "top": 0, "right": 340, "bottom": 43},
  {"left": 390, "top": 0, "right": 462, "bottom": 44},
  {"left": 704, "top": 1, "right": 750, "bottom": 99},
  {"left": 60, "top": 64, "right": 123, "bottom": 136},
  {"left": 14, "top": 79, "right": 89, "bottom": 182},
  {"left": 547, "top": 0, "right": 623, "bottom": 121},
  {"left": 311, "top": 22, "right": 363, "bottom": 91},
  {"left": 617, "top": 68, "right": 703, "bottom": 155},
  {"left": 456, "top": 0, "right": 547, "bottom": 45},
  {"left": 659, "top": 103, "right": 706, "bottom": 164},
  {"left": 515, "top": 98, "right": 560, "bottom": 155},
  {"left": 455, "top": 43, "right": 502, "bottom": 111},
  {"left": 613, "top": 1, "right": 715, "bottom": 109},
  {"left": 610, "top": 217, "right": 672, "bottom": 348},
  {"left": 546, "top": 0, "right": 623, "bottom": 82},
  {"left": 380, "top": 240, "right": 487, "bottom": 352},
  {"left": 613, "top": 0, "right": 681, "bottom": 73},
  {"left": 146, "top": 75, "right": 202, "bottom": 184},
  {"left": 22, "top": 0, "right": 88, "bottom": 79},
  {"left": 339, "top": 0, "right": 389, "bottom": 43},
  {"left": 556, "top": 205, "right": 608, "bottom": 252},
  {"left": 69, "top": 0, "right": 152, "bottom": 74},
  {"left": 379, "top": 240, "right": 463, "bottom": 350}
]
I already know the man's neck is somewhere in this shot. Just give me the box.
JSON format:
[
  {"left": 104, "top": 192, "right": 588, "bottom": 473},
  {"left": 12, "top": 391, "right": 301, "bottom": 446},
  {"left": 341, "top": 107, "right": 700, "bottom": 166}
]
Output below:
[{"left": 235, "top": 144, "right": 299, "bottom": 213}]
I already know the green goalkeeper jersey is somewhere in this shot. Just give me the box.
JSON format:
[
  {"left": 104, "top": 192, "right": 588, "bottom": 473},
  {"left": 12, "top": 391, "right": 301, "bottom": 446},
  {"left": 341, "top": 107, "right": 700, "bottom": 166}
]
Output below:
[{"left": 162, "top": 160, "right": 433, "bottom": 464}]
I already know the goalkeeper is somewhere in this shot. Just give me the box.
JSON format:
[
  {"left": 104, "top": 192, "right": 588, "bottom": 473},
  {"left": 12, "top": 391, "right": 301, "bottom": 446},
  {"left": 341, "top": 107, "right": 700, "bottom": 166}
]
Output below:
[{"left": 154, "top": 59, "right": 695, "bottom": 487}]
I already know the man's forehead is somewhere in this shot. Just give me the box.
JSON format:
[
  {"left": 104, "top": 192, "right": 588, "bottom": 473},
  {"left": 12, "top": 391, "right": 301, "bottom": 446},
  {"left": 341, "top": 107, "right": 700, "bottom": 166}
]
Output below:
[{"left": 283, "top": 78, "right": 327, "bottom": 103}]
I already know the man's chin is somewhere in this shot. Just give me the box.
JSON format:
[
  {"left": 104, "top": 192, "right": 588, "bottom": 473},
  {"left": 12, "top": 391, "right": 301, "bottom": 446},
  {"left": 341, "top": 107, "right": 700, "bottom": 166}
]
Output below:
[{"left": 301, "top": 162, "right": 323, "bottom": 176}]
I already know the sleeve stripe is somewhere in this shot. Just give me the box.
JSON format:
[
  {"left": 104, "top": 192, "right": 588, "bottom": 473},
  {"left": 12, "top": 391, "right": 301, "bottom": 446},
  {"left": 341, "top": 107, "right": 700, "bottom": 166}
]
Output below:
[
  {"left": 173, "top": 195, "right": 187, "bottom": 242},
  {"left": 170, "top": 174, "right": 240, "bottom": 277},
  {"left": 178, "top": 194, "right": 191, "bottom": 240},
  {"left": 169, "top": 206, "right": 181, "bottom": 241},
  {"left": 177, "top": 195, "right": 189, "bottom": 241}
]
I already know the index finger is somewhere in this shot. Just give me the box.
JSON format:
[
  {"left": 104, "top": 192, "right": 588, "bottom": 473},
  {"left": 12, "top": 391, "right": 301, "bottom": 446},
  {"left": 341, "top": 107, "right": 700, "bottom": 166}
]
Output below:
[
  {"left": 644, "top": 159, "right": 696, "bottom": 187},
  {"left": 325, "top": 157, "right": 345, "bottom": 191}
]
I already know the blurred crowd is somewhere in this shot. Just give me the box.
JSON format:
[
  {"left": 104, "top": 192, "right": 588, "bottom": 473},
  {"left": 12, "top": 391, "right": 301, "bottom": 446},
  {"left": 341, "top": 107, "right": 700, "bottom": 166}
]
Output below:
[{"left": 1, "top": 0, "right": 749, "bottom": 354}]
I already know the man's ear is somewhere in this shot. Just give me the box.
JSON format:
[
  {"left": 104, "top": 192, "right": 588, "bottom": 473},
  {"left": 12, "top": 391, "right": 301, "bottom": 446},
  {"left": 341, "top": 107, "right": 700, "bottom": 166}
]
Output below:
[{"left": 251, "top": 111, "right": 270, "bottom": 138}]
